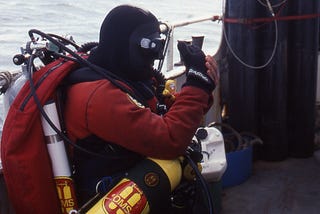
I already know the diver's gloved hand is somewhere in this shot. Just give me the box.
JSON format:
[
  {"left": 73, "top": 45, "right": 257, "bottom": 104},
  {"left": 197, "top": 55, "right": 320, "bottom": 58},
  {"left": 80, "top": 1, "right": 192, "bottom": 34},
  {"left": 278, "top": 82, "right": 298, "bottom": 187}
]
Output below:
[{"left": 177, "top": 42, "right": 215, "bottom": 94}]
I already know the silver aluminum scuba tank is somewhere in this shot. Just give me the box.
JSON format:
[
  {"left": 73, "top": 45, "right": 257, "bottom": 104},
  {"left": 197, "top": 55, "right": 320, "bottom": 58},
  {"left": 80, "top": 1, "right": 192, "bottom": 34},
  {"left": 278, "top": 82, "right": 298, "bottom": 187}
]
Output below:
[{"left": 3, "top": 65, "right": 27, "bottom": 119}]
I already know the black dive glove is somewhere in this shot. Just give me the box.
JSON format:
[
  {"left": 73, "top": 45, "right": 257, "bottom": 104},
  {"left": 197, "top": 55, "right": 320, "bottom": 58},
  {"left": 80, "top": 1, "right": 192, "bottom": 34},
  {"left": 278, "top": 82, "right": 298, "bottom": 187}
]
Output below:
[{"left": 177, "top": 41, "right": 215, "bottom": 94}]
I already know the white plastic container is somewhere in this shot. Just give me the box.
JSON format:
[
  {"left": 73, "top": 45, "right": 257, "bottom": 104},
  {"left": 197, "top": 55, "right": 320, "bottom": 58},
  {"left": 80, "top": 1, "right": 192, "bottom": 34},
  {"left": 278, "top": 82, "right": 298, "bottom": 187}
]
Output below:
[{"left": 199, "top": 127, "right": 227, "bottom": 182}]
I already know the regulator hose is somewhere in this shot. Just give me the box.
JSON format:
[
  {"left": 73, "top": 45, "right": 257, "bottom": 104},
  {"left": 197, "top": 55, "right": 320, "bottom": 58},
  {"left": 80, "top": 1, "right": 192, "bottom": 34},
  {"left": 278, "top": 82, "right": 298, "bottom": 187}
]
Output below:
[
  {"left": 185, "top": 155, "right": 214, "bottom": 214},
  {"left": 77, "top": 42, "right": 98, "bottom": 53}
]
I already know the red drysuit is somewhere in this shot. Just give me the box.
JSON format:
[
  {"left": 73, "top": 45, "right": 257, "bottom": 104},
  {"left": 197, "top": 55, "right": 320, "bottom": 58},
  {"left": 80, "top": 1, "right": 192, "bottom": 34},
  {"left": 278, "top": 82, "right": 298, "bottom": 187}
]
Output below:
[{"left": 64, "top": 79, "right": 213, "bottom": 159}]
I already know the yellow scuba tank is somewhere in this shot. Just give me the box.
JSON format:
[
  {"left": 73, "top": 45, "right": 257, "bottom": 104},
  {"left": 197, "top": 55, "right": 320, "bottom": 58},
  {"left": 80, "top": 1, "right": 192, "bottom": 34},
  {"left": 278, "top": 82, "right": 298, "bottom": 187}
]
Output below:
[{"left": 80, "top": 158, "right": 182, "bottom": 214}]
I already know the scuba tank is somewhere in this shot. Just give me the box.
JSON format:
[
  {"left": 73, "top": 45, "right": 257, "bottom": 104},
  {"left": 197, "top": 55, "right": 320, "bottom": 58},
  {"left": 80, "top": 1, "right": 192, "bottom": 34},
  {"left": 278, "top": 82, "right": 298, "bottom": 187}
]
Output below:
[
  {"left": 3, "top": 65, "right": 27, "bottom": 119},
  {"left": 41, "top": 100, "right": 78, "bottom": 213},
  {"left": 79, "top": 158, "right": 182, "bottom": 214}
]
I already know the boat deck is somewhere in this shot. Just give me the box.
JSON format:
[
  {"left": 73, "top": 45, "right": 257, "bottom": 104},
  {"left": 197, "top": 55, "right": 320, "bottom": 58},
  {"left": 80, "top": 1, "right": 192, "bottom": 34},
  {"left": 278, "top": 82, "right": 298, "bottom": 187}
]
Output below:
[{"left": 220, "top": 151, "right": 320, "bottom": 214}]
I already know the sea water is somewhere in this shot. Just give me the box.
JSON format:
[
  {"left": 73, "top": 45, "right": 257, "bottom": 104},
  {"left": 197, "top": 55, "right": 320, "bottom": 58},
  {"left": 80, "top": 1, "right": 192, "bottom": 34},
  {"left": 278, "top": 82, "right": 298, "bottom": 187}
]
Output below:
[{"left": 0, "top": 0, "right": 224, "bottom": 131}]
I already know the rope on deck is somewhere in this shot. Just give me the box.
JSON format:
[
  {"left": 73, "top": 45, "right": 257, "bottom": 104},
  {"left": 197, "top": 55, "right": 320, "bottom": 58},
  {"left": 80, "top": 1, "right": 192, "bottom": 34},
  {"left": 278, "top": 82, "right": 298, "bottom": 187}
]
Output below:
[{"left": 0, "top": 71, "right": 22, "bottom": 94}]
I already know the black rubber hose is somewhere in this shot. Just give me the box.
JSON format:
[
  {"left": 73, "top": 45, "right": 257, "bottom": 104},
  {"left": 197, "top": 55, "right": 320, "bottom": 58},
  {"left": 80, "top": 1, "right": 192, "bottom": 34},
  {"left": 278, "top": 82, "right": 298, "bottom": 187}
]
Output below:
[{"left": 185, "top": 155, "right": 214, "bottom": 214}]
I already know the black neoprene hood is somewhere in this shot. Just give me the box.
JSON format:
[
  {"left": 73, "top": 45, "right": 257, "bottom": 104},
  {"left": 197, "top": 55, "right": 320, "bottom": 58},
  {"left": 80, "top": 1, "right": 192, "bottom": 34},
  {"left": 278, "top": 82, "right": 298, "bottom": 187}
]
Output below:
[{"left": 88, "top": 4, "right": 161, "bottom": 81}]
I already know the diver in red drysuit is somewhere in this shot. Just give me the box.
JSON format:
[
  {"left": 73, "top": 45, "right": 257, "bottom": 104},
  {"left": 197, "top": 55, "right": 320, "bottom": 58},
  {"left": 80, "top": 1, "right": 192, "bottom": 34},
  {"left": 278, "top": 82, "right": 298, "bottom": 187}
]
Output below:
[{"left": 63, "top": 4, "right": 219, "bottom": 206}]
